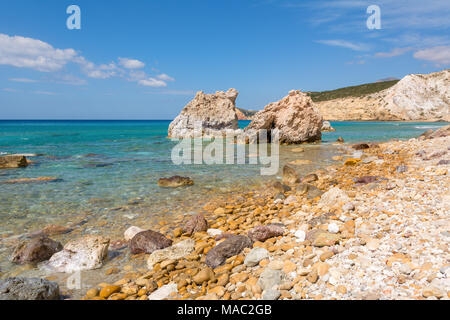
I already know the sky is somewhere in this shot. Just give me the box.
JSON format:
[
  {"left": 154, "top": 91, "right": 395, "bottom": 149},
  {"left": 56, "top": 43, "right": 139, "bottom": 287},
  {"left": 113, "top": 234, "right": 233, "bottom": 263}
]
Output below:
[{"left": 0, "top": 0, "right": 449, "bottom": 119}]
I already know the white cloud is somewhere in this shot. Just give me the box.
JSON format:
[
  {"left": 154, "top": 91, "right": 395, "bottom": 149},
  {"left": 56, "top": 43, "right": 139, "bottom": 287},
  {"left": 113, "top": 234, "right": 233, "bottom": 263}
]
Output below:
[
  {"left": 2, "top": 88, "right": 20, "bottom": 92},
  {"left": 9, "top": 78, "right": 38, "bottom": 83},
  {"left": 375, "top": 47, "right": 413, "bottom": 58},
  {"left": 316, "top": 39, "right": 369, "bottom": 51},
  {"left": 138, "top": 78, "right": 167, "bottom": 87},
  {"left": 118, "top": 57, "right": 145, "bottom": 69},
  {"left": 0, "top": 34, "right": 77, "bottom": 72},
  {"left": 413, "top": 46, "right": 450, "bottom": 65},
  {"left": 157, "top": 73, "right": 175, "bottom": 81}
]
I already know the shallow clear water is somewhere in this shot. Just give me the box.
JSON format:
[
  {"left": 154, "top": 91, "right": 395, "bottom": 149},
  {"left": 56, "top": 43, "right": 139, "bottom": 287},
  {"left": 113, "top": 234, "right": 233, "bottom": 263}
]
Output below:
[{"left": 0, "top": 120, "right": 447, "bottom": 292}]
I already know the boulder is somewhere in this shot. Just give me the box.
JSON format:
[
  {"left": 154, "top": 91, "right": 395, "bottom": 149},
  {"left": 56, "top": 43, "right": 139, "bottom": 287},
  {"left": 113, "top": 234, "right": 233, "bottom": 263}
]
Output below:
[
  {"left": 147, "top": 239, "right": 195, "bottom": 269},
  {"left": 418, "top": 125, "right": 450, "bottom": 140},
  {"left": 0, "top": 277, "right": 60, "bottom": 300},
  {"left": 336, "top": 137, "right": 344, "bottom": 143},
  {"left": 0, "top": 155, "right": 28, "bottom": 169},
  {"left": 11, "top": 236, "right": 62, "bottom": 265},
  {"left": 248, "top": 224, "right": 285, "bottom": 242},
  {"left": 168, "top": 88, "right": 240, "bottom": 138},
  {"left": 183, "top": 214, "right": 208, "bottom": 235},
  {"left": 281, "top": 165, "right": 300, "bottom": 185},
  {"left": 44, "top": 235, "right": 109, "bottom": 273},
  {"left": 205, "top": 235, "right": 252, "bottom": 268},
  {"left": 245, "top": 90, "right": 323, "bottom": 144},
  {"left": 129, "top": 230, "right": 172, "bottom": 254},
  {"left": 157, "top": 176, "right": 194, "bottom": 188}
]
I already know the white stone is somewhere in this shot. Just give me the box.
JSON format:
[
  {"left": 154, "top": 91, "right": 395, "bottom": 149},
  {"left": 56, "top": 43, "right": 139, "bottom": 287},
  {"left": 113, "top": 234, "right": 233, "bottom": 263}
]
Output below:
[
  {"left": 147, "top": 239, "right": 195, "bottom": 269},
  {"left": 244, "top": 247, "right": 269, "bottom": 267},
  {"left": 207, "top": 228, "right": 223, "bottom": 237},
  {"left": 328, "top": 223, "right": 340, "bottom": 234},
  {"left": 148, "top": 283, "right": 178, "bottom": 300},
  {"left": 294, "top": 230, "right": 306, "bottom": 242},
  {"left": 124, "top": 226, "right": 145, "bottom": 241}
]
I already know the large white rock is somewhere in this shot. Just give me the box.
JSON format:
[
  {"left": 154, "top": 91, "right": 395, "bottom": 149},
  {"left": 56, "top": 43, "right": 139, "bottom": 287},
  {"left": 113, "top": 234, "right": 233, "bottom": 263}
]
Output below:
[
  {"left": 168, "top": 88, "right": 240, "bottom": 138},
  {"left": 147, "top": 239, "right": 195, "bottom": 269},
  {"left": 43, "top": 235, "right": 109, "bottom": 273},
  {"left": 245, "top": 90, "right": 323, "bottom": 144}
]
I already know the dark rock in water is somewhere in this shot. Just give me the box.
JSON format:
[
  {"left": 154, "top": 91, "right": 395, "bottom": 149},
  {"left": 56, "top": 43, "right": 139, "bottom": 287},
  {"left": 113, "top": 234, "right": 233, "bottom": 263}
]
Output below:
[
  {"left": 0, "top": 277, "right": 60, "bottom": 300},
  {"left": 158, "top": 176, "right": 194, "bottom": 188},
  {"left": 302, "top": 173, "right": 318, "bottom": 183},
  {"left": 82, "top": 162, "right": 113, "bottom": 168},
  {"left": 0, "top": 155, "right": 28, "bottom": 169},
  {"left": 272, "top": 181, "right": 291, "bottom": 193},
  {"left": 183, "top": 214, "right": 208, "bottom": 235},
  {"left": 352, "top": 143, "right": 370, "bottom": 150},
  {"left": 296, "top": 183, "right": 324, "bottom": 200},
  {"left": 129, "top": 230, "right": 172, "bottom": 254},
  {"left": 205, "top": 235, "right": 252, "bottom": 268},
  {"left": 248, "top": 224, "right": 285, "bottom": 242},
  {"left": 11, "top": 236, "right": 63, "bottom": 264},
  {"left": 438, "top": 159, "right": 450, "bottom": 165},
  {"left": 336, "top": 137, "right": 344, "bottom": 143},
  {"left": 353, "top": 176, "right": 383, "bottom": 184},
  {"left": 281, "top": 165, "right": 300, "bottom": 185},
  {"left": 396, "top": 165, "right": 408, "bottom": 173}
]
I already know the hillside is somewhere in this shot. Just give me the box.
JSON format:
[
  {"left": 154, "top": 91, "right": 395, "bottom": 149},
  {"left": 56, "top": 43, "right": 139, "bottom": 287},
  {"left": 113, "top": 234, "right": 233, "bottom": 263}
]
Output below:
[
  {"left": 312, "top": 69, "right": 449, "bottom": 121},
  {"left": 236, "top": 107, "right": 257, "bottom": 120}
]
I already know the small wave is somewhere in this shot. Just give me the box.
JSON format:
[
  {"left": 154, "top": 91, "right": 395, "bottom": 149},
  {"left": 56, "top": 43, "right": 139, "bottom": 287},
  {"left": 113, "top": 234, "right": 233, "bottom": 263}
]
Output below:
[
  {"left": 0, "top": 152, "right": 7, "bottom": 155},
  {"left": 415, "top": 125, "right": 440, "bottom": 129}
]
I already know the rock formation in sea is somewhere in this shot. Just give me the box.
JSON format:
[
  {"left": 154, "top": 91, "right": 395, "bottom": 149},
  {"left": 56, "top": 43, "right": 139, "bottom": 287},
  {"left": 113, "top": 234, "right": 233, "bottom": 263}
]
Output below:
[
  {"left": 245, "top": 90, "right": 323, "bottom": 144},
  {"left": 0, "top": 155, "right": 28, "bottom": 169},
  {"left": 321, "top": 121, "right": 335, "bottom": 132},
  {"left": 314, "top": 69, "right": 450, "bottom": 121},
  {"left": 168, "top": 88, "right": 242, "bottom": 138}
]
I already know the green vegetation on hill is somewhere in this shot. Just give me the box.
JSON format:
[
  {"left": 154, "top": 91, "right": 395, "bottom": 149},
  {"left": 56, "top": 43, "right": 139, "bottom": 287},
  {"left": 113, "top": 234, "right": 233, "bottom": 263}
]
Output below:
[{"left": 307, "top": 80, "right": 399, "bottom": 102}]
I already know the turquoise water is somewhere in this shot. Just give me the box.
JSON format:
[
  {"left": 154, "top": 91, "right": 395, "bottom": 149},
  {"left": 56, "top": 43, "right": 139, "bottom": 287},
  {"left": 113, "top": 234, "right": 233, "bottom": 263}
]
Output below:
[{"left": 0, "top": 120, "right": 447, "bottom": 282}]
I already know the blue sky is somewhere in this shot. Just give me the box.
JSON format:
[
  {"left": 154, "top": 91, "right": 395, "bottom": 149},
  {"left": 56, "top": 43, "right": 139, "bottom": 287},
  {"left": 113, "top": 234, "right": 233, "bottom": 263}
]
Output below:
[{"left": 0, "top": 0, "right": 449, "bottom": 119}]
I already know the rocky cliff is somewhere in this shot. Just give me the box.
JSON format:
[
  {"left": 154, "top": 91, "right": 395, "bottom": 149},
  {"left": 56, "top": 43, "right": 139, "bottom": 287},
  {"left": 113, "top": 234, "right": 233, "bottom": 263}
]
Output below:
[
  {"left": 314, "top": 69, "right": 449, "bottom": 121},
  {"left": 168, "top": 89, "right": 241, "bottom": 138},
  {"left": 245, "top": 90, "right": 323, "bottom": 144}
]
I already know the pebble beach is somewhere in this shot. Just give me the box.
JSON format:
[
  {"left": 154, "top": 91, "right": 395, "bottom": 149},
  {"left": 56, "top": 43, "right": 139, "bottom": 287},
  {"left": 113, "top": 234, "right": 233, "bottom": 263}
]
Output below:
[{"left": 71, "top": 126, "right": 449, "bottom": 301}]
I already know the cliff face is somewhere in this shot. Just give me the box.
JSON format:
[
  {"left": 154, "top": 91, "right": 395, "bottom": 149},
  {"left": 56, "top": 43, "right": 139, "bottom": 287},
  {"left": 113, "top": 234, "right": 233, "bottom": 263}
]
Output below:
[{"left": 314, "top": 69, "right": 450, "bottom": 121}]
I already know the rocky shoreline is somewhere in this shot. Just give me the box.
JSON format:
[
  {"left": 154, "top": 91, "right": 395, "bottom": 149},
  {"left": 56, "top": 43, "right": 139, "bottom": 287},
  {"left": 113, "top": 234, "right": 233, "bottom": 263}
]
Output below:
[{"left": 1, "top": 126, "right": 449, "bottom": 300}]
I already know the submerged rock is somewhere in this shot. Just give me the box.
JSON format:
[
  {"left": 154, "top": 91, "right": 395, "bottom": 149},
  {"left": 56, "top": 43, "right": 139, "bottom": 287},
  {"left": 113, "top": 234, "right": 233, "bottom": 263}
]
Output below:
[
  {"left": 336, "top": 137, "right": 344, "bottom": 143},
  {"left": 0, "top": 155, "right": 28, "bottom": 169},
  {"left": 301, "top": 173, "right": 318, "bottom": 183},
  {"left": 245, "top": 90, "right": 323, "bottom": 144},
  {"left": 168, "top": 88, "right": 240, "bottom": 138},
  {"left": 205, "top": 235, "right": 252, "bottom": 268},
  {"left": 183, "top": 213, "right": 208, "bottom": 235},
  {"left": 248, "top": 224, "right": 285, "bottom": 242},
  {"left": 124, "top": 226, "right": 145, "bottom": 241},
  {"left": 129, "top": 230, "right": 172, "bottom": 254},
  {"left": 353, "top": 176, "right": 382, "bottom": 184},
  {"left": 11, "top": 236, "right": 62, "bottom": 265},
  {"left": 2, "top": 177, "right": 61, "bottom": 184},
  {"left": 282, "top": 165, "right": 300, "bottom": 185},
  {"left": 0, "top": 277, "right": 60, "bottom": 300},
  {"left": 44, "top": 235, "right": 109, "bottom": 273},
  {"left": 352, "top": 143, "right": 370, "bottom": 150},
  {"left": 272, "top": 181, "right": 291, "bottom": 193},
  {"left": 157, "top": 176, "right": 194, "bottom": 188}
]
